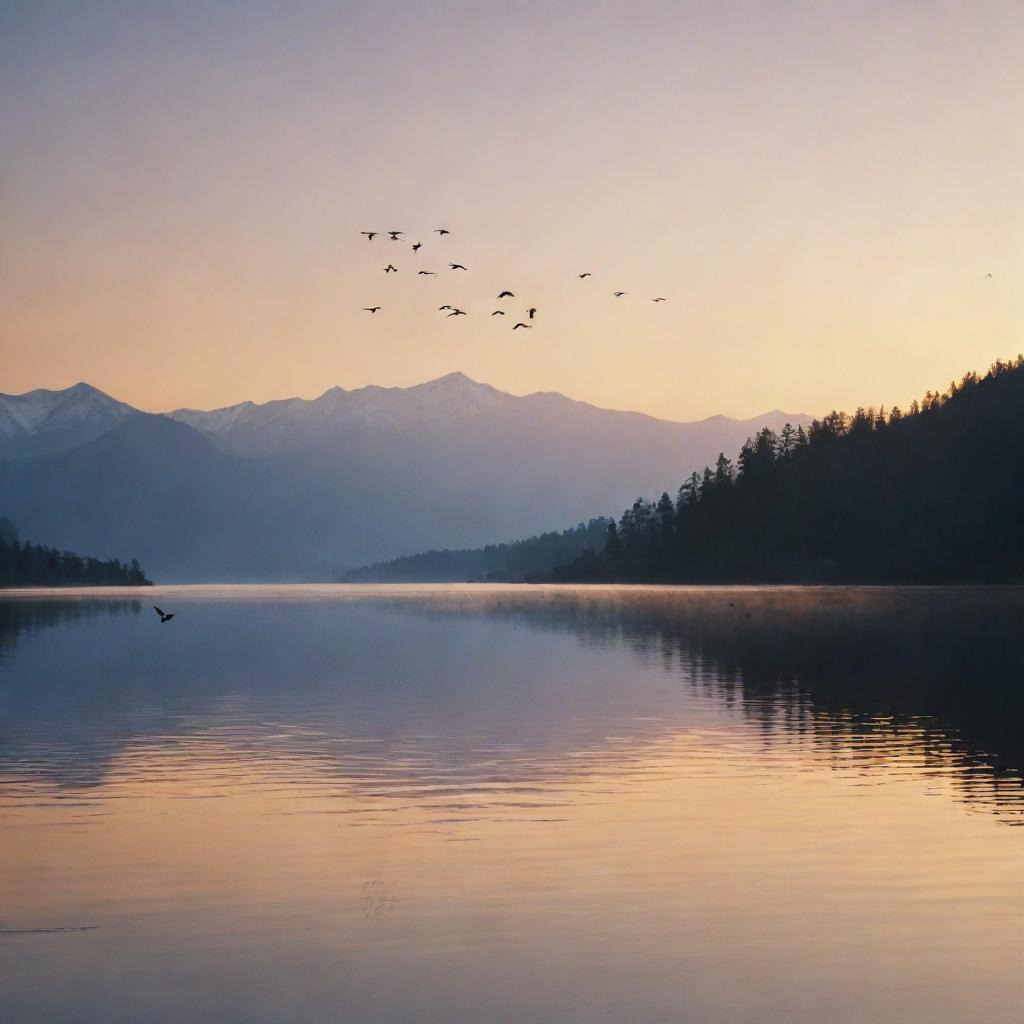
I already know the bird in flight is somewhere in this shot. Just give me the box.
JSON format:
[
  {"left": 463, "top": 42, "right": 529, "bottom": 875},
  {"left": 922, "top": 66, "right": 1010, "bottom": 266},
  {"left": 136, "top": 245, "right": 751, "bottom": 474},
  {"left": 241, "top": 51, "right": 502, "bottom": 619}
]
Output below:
[
  {"left": 985, "top": 272, "right": 993, "bottom": 278},
  {"left": 383, "top": 264, "right": 398, "bottom": 273},
  {"left": 361, "top": 231, "right": 378, "bottom": 241},
  {"left": 411, "top": 242, "right": 422, "bottom": 252},
  {"left": 652, "top": 297, "right": 667, "bottom": 302},
  {"left": 153, "top": 606, "right": 175, "bottom": 623},
  {"left": 388, "top": 231, "right": 404, "bottom": 240},
  {"left": 449, "top": 263, "right": 468, "bottom": 271},
  {"left": 613, "top": 291, "right": 627, "bottom": 297},
  {"left": 578, "top": 272, "right": 592, "bottom": 278},
  {"left": 491, "top": 310, "right": 505, "bottom": 316},
  {"left": 527, "top": 307, "right": 537, "bottom": 319},
  {"left": 497, "top": 290, "right": 514, "bottom": 299},
  {"left": 439, "top": 304, "right": 453, "bottom": 310},
  {"left": 512, "top": 322, "right": 532, "bottom": 330},
  {"left": 434, "top": 228, "right": 450, "bottom": 235},
  {"left": 417, "top": 270, "right": 436, "bottom": 275},
  {"left": 364, "top": 306, "right": 381, "bottom": 313},
  {"left": 447, "top": 308, "right": 467, "bottom": 317}
]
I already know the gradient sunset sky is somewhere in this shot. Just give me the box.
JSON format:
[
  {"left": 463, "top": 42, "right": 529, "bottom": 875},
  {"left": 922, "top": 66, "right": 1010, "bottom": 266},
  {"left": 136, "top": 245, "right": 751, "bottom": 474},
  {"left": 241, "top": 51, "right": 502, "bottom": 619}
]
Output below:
[{"left": 2, "top": 1, "right": 1022, "bottom": 420}]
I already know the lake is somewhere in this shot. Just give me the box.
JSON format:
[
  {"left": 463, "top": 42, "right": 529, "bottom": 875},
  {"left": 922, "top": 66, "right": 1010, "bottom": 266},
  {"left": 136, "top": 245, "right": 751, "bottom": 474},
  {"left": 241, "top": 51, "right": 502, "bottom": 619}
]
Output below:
[{"left": 0, "top": 584, "right": 1021, "bottom": 1023}]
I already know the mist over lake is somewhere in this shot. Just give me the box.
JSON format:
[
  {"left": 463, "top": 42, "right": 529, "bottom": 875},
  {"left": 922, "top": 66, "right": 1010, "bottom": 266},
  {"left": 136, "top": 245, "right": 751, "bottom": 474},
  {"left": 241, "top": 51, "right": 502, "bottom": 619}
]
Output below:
[{"left": 1, "top": 585, "right": 1020, "bottom": 1024}]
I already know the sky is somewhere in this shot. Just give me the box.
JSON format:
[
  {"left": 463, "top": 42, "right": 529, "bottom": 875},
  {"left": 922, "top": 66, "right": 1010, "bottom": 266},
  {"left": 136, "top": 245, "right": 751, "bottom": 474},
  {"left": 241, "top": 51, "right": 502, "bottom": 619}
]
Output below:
[{"left": 1, "top": 0, "right": 1022, "bottom": 421}]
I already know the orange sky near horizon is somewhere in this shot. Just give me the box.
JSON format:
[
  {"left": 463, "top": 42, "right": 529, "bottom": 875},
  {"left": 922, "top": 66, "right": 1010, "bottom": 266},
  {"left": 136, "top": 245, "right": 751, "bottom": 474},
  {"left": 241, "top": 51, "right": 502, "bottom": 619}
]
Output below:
[{"left": 2, "top": 2, "right": 1022, "bottom": 421}]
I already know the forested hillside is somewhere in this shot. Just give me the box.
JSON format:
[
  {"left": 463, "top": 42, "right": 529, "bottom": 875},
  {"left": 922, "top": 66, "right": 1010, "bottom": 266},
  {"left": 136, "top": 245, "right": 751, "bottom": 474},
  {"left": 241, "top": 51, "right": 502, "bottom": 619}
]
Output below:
[
  {"left": 0, "top": 517, "right": 151, "bottom": 587},
  {"left": 343, "top": 518, "right": 610, "bottom": 582},
  {"left": 551, "top": 357, "right": 1024, "bottom": 584}
]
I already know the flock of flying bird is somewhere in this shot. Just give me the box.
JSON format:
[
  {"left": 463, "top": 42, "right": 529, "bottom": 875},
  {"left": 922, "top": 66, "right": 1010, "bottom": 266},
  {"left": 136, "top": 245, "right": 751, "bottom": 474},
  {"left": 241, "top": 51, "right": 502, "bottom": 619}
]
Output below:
[
  {"left": 148, "top": 227, "right": 665, "bottom": 625},
  {"left": 359, "top": 228, "right": 667, "bottom": 329}
]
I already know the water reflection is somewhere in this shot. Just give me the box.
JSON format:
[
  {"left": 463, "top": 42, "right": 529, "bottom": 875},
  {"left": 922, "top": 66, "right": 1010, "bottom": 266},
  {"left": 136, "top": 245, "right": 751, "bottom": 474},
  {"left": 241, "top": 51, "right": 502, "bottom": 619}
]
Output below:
[
  {"left": 1, "top": 587, "right": 1020, "bottom": 823},
  {"left": 388, "top": 586, "right": 1024, "bottom": 824},
  {"left": 0, "top": 587, "right": 1021, "bottom": 1024}
]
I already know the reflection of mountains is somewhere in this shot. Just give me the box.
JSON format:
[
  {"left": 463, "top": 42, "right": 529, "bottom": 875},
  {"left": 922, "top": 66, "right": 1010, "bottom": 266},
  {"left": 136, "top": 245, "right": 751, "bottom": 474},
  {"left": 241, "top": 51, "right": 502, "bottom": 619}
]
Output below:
[{"left": 0, "top": 588, "right": 1020, "bottom": 824}]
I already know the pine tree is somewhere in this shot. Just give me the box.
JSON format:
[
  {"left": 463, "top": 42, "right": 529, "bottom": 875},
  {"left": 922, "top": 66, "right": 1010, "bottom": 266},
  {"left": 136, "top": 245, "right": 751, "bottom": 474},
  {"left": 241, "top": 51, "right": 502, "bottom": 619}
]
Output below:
[
  {"left": 656, "top": 491, "right": 675, "bottom": 551},
  {"left": 604, "top": 520, "right": 623, "bottom": 562}
]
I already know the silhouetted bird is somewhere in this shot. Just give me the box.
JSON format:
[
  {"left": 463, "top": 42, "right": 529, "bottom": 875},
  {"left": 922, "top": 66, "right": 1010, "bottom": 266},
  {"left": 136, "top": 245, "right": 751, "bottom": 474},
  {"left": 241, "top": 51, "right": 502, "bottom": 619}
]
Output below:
[
  {"left": 361, "top": 231, "right": 378, "bottom": 240},
  {"left": 652, "top": 297, "right": 667, "bottom": 302},
  {"left": 388, "top": 231, "right": 404, "bottom": 240},
  {"left": 449, "top": 263, "right": 468, "bottom": 271},
  {"left": 497, "top": 290, "right": 514, "bottom": 299},
  {"left": 364, "top": 306, "right": 381, "bottom": 313},
  {"left": 417, "top": 270, "right": 436, "bottom": 275},
  {"left": 153, "top": 606, "right": 175, "bottom": 623},
  {"left": 613, "top": 291, "right": 627, "bottom": 297},
  {"left": 491, "top": 310, "right": 505, "bottom": 316},
  {"left": 383, "top": 264, "right": 398, "bottom": 273},
  {"left": 434, "top": 228, "right": 450, "bottom": 235},
  {"left": 447, "top": 308, "right": 467, "bottom": 317},
  {"left": 512, "top": 322, "right": 532, "bottom": 330},
  {"left": 527, "top": 307, "right": 537, "bottom": 319},
  {"left": 439, "top": 304, "right": 453, "bottom": 310},
  {"left": 411, "top": 242, "right": 422, "bottom": 252},
  {"left": 986, "top": 273, "right": 993, "bottom": 278},
  {"left": 578, "top": 272, "right": 592, "bottom": 278}
]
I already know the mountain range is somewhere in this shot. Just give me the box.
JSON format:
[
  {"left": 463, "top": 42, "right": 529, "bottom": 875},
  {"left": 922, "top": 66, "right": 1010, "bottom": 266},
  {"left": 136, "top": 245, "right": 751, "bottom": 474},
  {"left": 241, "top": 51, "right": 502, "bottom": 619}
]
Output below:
[{"left": 0, "top": 374, "right": 811, "bottom": 581}]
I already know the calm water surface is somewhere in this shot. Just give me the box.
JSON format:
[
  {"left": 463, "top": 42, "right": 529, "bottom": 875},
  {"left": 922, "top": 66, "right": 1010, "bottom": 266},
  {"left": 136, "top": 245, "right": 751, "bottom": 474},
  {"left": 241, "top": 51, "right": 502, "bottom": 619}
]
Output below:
[{"left": 1, "top": 585, "right": 1021, "bottom": 1023}]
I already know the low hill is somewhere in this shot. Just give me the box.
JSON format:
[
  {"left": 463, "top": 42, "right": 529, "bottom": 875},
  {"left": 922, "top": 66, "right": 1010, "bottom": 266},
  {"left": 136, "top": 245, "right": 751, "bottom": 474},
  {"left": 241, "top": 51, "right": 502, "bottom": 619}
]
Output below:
[{"left": 342, "top": 518, "right": 610, "bottom": 582}]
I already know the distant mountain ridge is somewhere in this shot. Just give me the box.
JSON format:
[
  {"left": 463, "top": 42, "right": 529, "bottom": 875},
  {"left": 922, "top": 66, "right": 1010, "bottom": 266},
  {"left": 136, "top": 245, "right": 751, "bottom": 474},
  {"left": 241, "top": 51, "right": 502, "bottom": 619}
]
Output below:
[
  {"left": 0, "top": 373, "right": 812, "bottom": 581},
  {"left": 167, "top": 372, "right": 521, "bottom": 455},
  {"left": 0, "top": 383, "right": 135, "bottom": 459},
  {"left": 165, "top": 372, "right": 805, "bottom": 458}
]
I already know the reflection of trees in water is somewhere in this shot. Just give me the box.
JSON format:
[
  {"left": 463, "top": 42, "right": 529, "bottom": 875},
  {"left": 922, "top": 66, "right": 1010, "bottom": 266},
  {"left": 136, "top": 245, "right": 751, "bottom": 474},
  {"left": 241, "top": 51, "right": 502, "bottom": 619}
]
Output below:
[
  {"left": 0, "top": 599, "right": 147, "bottom": 790},
  {"left": 0, "top": 588, "right": 1020, "bottom": 824},
  {"left": 0, "top": 598, "right": 143, "bottom": 658},
  {"left": 377, "top": 587, "right": 1024, "bottom": 824}
]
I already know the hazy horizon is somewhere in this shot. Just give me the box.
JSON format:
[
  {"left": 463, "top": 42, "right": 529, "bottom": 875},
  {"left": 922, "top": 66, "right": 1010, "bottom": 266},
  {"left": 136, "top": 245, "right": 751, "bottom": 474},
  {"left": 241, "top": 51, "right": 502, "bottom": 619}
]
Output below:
[{"left": 4, "top": 1, "right": 1022, "bottom": 421}]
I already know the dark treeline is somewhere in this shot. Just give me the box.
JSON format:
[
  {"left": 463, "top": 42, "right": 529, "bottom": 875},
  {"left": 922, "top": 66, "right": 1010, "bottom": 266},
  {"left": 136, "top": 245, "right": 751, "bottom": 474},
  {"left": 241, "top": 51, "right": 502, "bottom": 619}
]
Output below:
[
  {"left": 343, "top": 518, "right": 610, "bottom": 582},
  {"left": 0, "top": 517, "right": 151, "bottom": 587},
  {"left": 552, "top": 356, "right": 1024, "bottom": 583}
]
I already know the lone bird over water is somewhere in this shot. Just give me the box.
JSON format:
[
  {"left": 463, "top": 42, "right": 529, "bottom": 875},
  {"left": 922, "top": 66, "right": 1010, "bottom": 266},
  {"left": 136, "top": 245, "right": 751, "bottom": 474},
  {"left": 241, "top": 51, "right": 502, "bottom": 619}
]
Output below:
[{"left": 153, "top": 606, "right": 175, "bottom": 623}]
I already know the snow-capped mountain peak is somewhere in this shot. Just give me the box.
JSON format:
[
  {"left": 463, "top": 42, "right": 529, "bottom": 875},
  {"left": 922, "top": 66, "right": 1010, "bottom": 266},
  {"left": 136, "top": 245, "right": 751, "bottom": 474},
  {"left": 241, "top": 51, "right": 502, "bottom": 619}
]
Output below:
[
  {"left": 167, "top": 372, "right": 517, "bottom": 452},
  {"left": 0, "top": 382, "right": 136, "bottom": 457}
]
